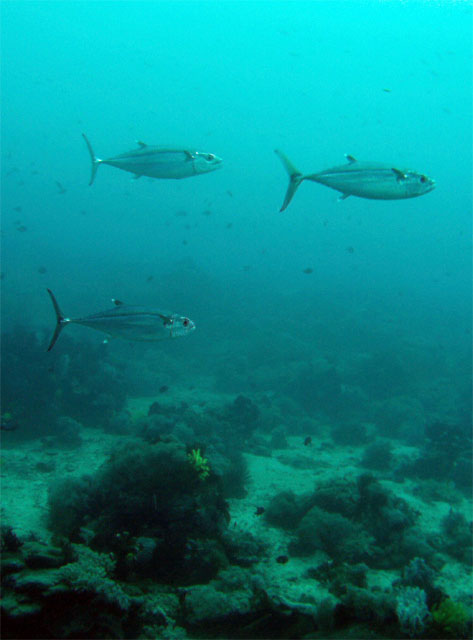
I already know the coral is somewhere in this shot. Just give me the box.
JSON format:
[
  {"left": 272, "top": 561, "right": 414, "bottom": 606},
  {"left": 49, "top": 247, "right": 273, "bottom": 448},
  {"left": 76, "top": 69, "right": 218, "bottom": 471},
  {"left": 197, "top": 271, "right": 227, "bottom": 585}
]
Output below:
[
  {"left": 212, "top": 449, "right": 250, "bottom": 498},
  {"left": 441, "top": 509, "right": 473, "bottom": 564},
  {"left": 187, "top": 448, "right": 210, "bottom": 480},
  {"left": 401, "top": 557, "right": 436, "bottom": 593},
  {"left": 264, "top": 490, "right": 312, "bottom": 530},
  {"left": 361, "top": 439, "right": 393, "bottom": 470},
  {"left": 1, "top": 525, "right": 23, "bottom": 552},
  {"left": 47, "top": 440, "right": 230, "bottom": 584},
  {"left": 58, "top": 544, "right": 130, "bottom": 610},
  {"left": 291, "top": 506, "right": 373, "bottom": 562},
  {"left": 395, "top": 586, "right": 431, "bottom": 637},
  {"left": 432, "top": 598, "right": 471, "bottom": 638}
]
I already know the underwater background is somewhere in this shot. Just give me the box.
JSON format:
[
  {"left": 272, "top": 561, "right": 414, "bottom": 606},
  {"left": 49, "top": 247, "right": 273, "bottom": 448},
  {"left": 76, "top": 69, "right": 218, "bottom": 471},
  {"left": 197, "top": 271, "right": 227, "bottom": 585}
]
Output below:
[{"left": 1, "top": 1, "right": 472, "bottom": 639}]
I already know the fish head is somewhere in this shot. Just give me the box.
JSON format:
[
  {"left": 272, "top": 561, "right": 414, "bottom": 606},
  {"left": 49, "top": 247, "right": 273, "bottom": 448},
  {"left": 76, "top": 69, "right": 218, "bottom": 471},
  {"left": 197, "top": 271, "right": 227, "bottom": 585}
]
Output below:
[
  {"left": 400, "top": 170, "right": 436, "bottom": 197},
  {"left": 167, "top": 314, "right": 196, "bottom": 338},
  {"left": 192, "top": 151, "right": 223, "bottom": 174}
]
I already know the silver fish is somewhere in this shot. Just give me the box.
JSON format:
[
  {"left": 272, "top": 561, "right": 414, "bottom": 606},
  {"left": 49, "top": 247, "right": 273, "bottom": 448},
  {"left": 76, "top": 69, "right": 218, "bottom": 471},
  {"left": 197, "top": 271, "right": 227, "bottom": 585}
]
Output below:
[
  {"left": 46, "top": 289, "right": 195, "bottom": 351},
  {"left": 82, "top": 134, "right": 222, "bottom": 185},
  {"left": 275, "top": 150, "right": 435, "bottom": 211}
]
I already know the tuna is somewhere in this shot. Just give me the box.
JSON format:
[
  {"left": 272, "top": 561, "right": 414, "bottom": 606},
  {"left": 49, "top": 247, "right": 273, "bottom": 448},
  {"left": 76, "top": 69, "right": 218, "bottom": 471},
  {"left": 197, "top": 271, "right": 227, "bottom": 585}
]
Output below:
[
  {"left": 82, "top": 134, "right": 222, "bottom": 185},
  {"left": 46, "top": 289, "right": 195, "bottom": 351},
  {"left": 275, "top": 150, "right": 435, "bottom": 211}
]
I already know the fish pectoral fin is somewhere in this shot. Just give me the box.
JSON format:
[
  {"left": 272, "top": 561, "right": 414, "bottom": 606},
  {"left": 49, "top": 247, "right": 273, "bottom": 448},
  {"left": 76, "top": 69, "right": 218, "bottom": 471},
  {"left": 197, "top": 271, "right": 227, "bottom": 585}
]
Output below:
[
  {"left": 159, "top": 314, "right": 174, "bottom": 326},
  {"left": 392, "top": 168, "right": 407, "bottom": 182},
  {"left": 137, "top": 141, "right": 147, "bottom": 148},
  {"left": 345, "top": 154, "right": 357, "bottom": 164},
  {"left": 184, "top": 151, "right": 195, "bottom": 160},
  {"left": 338, "top": 193, "right": 351, "bottom": 201}
]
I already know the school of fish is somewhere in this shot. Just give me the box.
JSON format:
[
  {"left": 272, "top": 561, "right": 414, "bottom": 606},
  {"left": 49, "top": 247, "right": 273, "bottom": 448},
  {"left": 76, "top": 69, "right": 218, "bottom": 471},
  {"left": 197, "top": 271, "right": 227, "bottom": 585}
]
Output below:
[{"left": 46, "top": 134, "right": 435, "bottom": 349}]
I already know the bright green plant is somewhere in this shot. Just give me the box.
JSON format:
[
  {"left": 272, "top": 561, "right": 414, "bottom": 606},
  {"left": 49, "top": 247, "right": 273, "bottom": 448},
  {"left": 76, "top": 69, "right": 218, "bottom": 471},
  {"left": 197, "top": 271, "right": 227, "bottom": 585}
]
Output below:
[
  {"left": 432, "top": 598, "right": 470, "bottom": 638},
  {"left": 187, "top": 448, "right": 210, "bottom": 480}
]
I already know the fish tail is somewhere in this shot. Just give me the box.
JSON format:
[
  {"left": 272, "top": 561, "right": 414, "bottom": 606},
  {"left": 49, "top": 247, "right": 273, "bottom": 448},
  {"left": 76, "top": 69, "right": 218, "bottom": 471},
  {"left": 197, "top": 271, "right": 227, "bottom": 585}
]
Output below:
[
  {"left": 82, "top": 133, "right": 101, "bottom": 186},
  {"left": 274, "top": 150, "right": 305, "bottom": 211},
  {"left": 46, "top": 289, "right": 68, "bottom": 351}
]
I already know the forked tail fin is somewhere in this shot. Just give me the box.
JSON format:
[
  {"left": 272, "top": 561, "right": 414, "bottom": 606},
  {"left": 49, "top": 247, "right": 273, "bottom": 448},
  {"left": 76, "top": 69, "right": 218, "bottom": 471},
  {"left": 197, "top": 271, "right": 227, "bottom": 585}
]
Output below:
[
  {"left": 46, "top": 289, "right": 68, "bottom": 351},
  {"left": 82, "top": 133, "right": 101, "bottom": 186},
  {"left": 274, "top": 149, "right": 305, "bottom": 211}
]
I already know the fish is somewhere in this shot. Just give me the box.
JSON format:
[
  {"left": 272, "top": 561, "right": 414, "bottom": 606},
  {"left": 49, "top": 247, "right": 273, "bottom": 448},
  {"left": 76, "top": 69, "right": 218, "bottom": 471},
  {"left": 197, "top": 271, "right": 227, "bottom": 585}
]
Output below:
[
  {"left": 304, "top": 436, "right": 312, "bottom": 446},
  {"left": 55, "top": 180, "right": 67, "bottom": 194},
  {"left": 46, "top": 289, "right": 195, "bottom": 351},
  {"left": 276, "top": 555, "right": 289, "bottom": 564},
  {"left": 82, "top": 134, "right": 223, "bottom": 186},
  {"left": 255, "top": 507, "right": 265, "bottom": 516},
  {"left": 302, "top": 267, "right": 313, "bottom": 274},
  {"left": 275, "top": 150, "right": 435, "bottom": 211}
]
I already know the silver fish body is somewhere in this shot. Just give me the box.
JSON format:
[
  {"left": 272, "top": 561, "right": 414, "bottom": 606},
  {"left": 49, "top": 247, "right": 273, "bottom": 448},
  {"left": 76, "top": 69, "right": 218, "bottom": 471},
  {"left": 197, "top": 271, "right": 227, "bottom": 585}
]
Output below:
[
  {"left": 275, "top": 150, "right": 435, "bottom": 211},
  {"left": 83, "top": 134, "right": 222, "bottom": 185},
  {"left": 46, "top": 290, "right": 195, "bottom": 351}
]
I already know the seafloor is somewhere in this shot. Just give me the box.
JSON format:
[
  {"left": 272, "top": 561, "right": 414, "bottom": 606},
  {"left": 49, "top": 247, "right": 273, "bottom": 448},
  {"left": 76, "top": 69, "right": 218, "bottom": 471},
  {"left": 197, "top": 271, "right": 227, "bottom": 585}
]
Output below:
[{"left": 1, "top": 333, "right": 472, "bottom": 639}]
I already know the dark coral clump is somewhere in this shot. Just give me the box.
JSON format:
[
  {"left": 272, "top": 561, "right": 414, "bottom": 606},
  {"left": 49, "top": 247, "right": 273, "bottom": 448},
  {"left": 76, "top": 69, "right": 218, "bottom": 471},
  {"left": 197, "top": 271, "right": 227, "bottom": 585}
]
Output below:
[
  {"left": 399, "top": 419, "right": 472, "bottom": 491},
  {"left": 47, "top": 439, "right": 231, "bottom": 584},
  {"left": 264, "top": 490, "right": 314, "bottom": 530}
]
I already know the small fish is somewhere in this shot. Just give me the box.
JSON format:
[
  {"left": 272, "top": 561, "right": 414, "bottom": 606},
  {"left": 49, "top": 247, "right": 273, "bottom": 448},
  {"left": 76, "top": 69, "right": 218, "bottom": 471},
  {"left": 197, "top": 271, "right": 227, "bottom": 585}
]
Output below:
[
  {"left": 226, "top": 190, "right": 233, "bottom": 197},
  {"left": 275, "top": 150, "right": 435, "bottom": 211},
  {"left": 159, "top": 385, "right": 169, "bottom": 394},
  {"left": 304, "top": 436, "right": 312, "bottom": 446},
  {"left": 55, "top": 181, "right": 67, "bottom": 194},
  {"left": 226, "top": 223, "right": 233, "bottom": 229},
  {"left": 38, "top": 266, "right": 47, "bottom": 274},
  {"left": 16, "top": 224, "right": 27, "bottom": 232},
  {"left": 346, "top": 246, "right": 355, "bottom": 254},
  {"left": 302, "top": 267, "right": 313, "bottom": 274},
  {"left": 276, "top": 555, "right": 289, "bottom": 564},
  {"left": 202, "top": 209, "right": 212, "bottom": 216},
  {"left": 13, "top": 206, "right": 22, "bottom": 212},
  {"left": 146, "top": 275, "right": 154, "bottom": 283},
  {"left": 46, "top": 289, "right": 195, "bottom": 351},
  {"left": 382, "top": 88, "right": 392, "bottom": 93},
  {"left": 175, "top": 210, "right": 188, "bottom": 217},
  {"left": 255, "top": 507, "right": 265, "bottom": 516},
  {"left": 82, "top": 134, "right": 223, "bottom": 186}
]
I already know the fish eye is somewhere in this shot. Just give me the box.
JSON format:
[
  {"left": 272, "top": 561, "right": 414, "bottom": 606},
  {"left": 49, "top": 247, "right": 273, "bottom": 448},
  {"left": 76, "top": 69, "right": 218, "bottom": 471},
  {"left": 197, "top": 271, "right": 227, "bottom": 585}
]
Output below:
[
  {"left": 206, "top": 154, "right": 215, "bottom": 161},
  {"left": 420, "top": 175, "right": 427, "bottom": 183},
  {"left": 183, "top": 318, "right": 189, "bottom": 327}
]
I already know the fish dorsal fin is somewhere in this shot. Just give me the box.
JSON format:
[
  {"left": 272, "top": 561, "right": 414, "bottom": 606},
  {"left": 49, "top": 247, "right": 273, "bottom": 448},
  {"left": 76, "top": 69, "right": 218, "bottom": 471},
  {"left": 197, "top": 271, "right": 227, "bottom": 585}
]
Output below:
[
  {"left": 392, "top": 167, "right": 407, "bottom": 181},
  {"left": 112, "top": 298, "right": 124, "bottom": 306},
  {"left": 345, "top": 154, "right": 357, "bottom": 164},
  {"left": 137, "top": 141, "right": 147, "bottom": 148}
]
